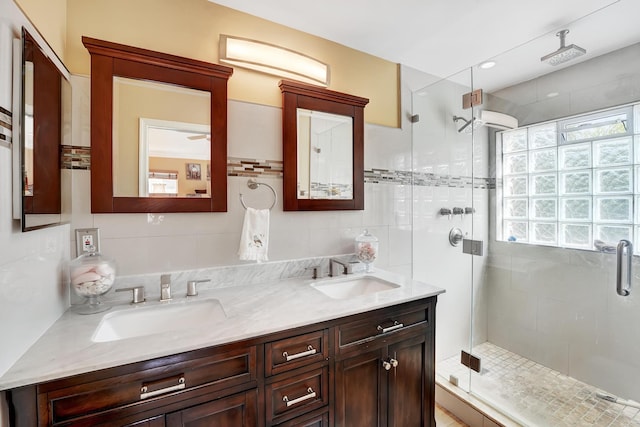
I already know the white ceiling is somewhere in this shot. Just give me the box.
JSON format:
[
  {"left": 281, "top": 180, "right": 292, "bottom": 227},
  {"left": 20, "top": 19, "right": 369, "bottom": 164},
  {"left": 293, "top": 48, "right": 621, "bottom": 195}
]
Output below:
[{"left": 209, "top": 0, "right": 640, "bottom": 91}]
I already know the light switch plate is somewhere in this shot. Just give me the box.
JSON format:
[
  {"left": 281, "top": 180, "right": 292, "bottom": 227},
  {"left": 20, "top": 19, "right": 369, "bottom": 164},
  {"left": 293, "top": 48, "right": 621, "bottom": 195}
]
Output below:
[{"left": 75, "top": 228, "right": 100, "bottom": 256}]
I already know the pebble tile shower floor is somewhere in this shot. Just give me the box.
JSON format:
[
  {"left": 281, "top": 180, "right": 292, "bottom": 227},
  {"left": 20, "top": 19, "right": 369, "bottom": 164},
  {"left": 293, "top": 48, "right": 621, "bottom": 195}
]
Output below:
[{"left": 438, "top": 342, "right": 640, "bottom": 426}]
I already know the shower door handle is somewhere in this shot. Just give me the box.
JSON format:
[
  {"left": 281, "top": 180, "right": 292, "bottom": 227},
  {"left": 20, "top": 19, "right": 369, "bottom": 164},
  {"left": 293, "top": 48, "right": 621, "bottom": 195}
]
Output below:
[{"left": 616, "top": 239, "right": 632, "bottom": 296}]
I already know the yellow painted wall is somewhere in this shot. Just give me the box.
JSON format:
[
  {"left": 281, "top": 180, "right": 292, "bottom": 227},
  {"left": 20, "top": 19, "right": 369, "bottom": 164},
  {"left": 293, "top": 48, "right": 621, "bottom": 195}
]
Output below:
[
  {"left": 14, "top": 0, "right": 67, "bottom": 60},
  {"left": 65, "top": 0, "right": 399, "bottom": 127}
]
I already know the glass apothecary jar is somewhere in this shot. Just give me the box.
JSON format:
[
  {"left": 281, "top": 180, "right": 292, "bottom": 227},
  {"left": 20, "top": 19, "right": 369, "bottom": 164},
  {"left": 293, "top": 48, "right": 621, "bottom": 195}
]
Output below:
[
  {"left": 69, "top": 252, "right": 116, "bottom": 314},
  {"left": 355, "top": 229, "right": 378, "bottom": 272}
]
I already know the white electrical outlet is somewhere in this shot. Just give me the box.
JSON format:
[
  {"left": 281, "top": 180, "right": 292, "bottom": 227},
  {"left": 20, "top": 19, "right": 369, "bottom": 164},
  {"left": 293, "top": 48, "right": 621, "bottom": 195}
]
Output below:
[{"left": 75, "top": 228, "right": 100, "bottom": 256}]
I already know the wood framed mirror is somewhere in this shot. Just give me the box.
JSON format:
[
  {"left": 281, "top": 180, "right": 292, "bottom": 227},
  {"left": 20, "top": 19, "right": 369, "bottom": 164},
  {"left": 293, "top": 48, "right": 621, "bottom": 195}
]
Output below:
[
  {"left": 280, "top": 80, "right": 369, "bottom": 211},
  {"left": 82, "top": 37, "right": 233, "bottom": 213},
  {"left": 13, "top": 28, "right": 71, "bottom": 231}
]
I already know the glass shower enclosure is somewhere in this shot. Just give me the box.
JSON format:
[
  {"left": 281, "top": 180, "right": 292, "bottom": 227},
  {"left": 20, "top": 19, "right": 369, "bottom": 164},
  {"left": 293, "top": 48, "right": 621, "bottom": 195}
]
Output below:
[{"left": 412, "top": 2, "right": 640, "bottom": 425}]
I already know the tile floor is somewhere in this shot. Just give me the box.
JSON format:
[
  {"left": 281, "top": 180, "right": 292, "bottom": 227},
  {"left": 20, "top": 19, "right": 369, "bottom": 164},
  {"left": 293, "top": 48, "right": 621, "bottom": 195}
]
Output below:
[
  {"left": 436, "top": 403, "right": 468, "bottom": 426},
  {"left": 438, "top": 342, "right": 640, "bottom": 426}
]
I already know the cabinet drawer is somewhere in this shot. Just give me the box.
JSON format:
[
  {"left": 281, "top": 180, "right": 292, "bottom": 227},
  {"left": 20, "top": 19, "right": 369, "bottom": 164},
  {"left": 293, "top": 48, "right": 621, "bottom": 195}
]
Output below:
[
  {"left": 266, "top": 367, "right": 328, "bottom": 425},
  {"left": 41, "top": 344, "right": 257, "bottom": 425},
  {"left": 275, "top": 408, "right": 329, "bottom": 426},
  {"left": 265, "top": 329, "right": 329, "bottom": 376},
  {"left": 337, "top": 303, "right": 430, "bottom": 349}
]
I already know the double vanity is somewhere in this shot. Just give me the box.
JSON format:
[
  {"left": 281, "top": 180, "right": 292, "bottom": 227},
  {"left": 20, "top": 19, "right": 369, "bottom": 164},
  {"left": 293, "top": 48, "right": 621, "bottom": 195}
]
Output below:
[
  {"left": 2, "top": 267, "right": 443, "bottom": 426},
  {"left": 7, "top": 30, "right": 442, "bottom": 427}
]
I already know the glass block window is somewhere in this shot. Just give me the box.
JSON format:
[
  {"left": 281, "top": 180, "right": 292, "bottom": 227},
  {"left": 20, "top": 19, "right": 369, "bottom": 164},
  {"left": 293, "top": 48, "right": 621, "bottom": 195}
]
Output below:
[{"left": 497, "top": 104, "right": 637, "bottom": 252}]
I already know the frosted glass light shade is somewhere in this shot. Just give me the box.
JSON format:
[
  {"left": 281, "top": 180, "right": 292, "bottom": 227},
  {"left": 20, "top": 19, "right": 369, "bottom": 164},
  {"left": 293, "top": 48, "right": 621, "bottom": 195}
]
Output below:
[{"left": 219, "top": 35, "right": 329, "bottom": 86}]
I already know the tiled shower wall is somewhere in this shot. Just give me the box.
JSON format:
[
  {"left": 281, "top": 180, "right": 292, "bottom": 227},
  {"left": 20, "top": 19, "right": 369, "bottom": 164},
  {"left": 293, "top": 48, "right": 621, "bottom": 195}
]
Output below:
[{"left": 485, "top": 42, "right": 640, "bottom": 401}]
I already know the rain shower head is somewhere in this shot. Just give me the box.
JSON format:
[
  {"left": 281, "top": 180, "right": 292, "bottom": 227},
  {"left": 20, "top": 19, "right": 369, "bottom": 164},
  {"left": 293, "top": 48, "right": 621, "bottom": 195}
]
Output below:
[{"left": 541, "top": 29, "right": 586, "bottom": 66}]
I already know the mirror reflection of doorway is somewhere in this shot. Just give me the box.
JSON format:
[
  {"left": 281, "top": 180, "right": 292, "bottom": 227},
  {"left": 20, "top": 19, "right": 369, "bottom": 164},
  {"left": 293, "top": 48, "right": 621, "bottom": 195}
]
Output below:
[{"left": 139, "top": 118, "right": 210, "bottom": 198}]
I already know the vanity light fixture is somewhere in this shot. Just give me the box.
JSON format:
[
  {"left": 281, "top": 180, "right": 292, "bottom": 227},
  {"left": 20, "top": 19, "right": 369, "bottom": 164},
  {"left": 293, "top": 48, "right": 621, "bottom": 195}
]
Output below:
[{"left": 219, "top": 35, "right": 330, "bottom": 87}]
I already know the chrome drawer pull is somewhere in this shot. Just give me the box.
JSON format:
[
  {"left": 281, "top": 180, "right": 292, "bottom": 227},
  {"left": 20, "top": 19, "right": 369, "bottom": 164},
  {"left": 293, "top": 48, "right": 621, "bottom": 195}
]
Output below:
[
  {"left": 140, "top": 376, "right": 185, "bottom": 400},
  {"left": 377, "top": 321, "right": 404, "bottom": 334},
  {"left": 282, "top": 387, "right": 316, "bottom": 407},
  {"left": 283, "top": 345, "right": 317, "bottom": 361}
]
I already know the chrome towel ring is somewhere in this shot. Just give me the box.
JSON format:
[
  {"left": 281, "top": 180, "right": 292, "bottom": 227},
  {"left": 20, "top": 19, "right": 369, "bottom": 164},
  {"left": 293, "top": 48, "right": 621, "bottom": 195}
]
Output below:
[{"left": 239, "top": 178, "right": 277, "bottom": 210}]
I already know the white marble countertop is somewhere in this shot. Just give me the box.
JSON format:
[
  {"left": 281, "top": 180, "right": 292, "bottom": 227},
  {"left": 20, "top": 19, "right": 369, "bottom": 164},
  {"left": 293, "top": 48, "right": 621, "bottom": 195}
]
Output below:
[{"left": 0, "top": 269, "right": 444, "bottom": 391}]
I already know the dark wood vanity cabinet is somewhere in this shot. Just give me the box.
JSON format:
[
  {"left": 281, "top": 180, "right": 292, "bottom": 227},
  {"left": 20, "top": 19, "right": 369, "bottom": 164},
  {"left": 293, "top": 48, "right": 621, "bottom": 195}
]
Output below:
[
  {"left": 7, "top": 297, "right": 436, "bottom": 427},
  {"left": 9, "top": 342, "right": 258, "bottom": 427},
  {"left": 334, "top": 301, "right": 435, "bottom": 427},
  {"left": 165, "top": 389, "right": 258, "bottom": 426}
]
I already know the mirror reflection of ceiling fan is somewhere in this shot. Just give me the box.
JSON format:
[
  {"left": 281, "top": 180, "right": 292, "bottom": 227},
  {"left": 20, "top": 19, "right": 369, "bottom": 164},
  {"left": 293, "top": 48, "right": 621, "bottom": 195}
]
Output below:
[{"left": 187, "top": 133, "right": 210, "bottom": 141}]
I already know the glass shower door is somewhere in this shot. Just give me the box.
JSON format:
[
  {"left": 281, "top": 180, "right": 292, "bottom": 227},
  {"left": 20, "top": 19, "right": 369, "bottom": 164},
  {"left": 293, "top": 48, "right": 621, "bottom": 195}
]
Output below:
[{"left": 411, "top": 67, "right": 477, "bottom": 395}]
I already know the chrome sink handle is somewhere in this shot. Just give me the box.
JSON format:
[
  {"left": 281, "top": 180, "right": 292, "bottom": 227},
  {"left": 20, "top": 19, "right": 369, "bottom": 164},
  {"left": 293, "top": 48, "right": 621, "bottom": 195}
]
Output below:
[
  {"left": 187, "top": 279, "right": 211, "bottom": 297},
  {"left": 115, "top": 286, "right": 145, "bottom": 304},
  {"left": 305, "top": 265, "right": 321, "bottom": 279}
]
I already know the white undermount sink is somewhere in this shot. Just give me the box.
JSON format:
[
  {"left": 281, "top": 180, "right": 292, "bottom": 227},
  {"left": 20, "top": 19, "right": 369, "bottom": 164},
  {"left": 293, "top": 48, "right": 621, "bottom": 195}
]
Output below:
[
  {"left": 310, "top": 275, "right": 400, "bottom": 300},
  {"left": 92, "top": 298, "right": 226, "bottom": 343}
]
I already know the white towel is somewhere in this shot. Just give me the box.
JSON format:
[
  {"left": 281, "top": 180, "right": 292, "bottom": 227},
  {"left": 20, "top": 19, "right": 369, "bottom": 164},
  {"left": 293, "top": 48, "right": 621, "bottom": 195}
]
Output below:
[{"left": 237, "top": 207, "right": 270, "bottom": 262}]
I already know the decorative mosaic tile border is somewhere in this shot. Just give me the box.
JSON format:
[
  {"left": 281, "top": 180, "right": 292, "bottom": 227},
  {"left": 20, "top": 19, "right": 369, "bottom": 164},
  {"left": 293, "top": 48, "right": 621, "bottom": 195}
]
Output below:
[
  {"left": 366, "top": 168, "right": 494, "bottom": 189},
  {"left": 227, "top": 157, "right": 283, "bottom": 177},
  {"left": 365, "top": 168, "right": 413, "bottom": 185},
  {"left": 61, "top": 145, "right": 91, "bottom": 170},
  {"left": 59, "top": 148, "right": 496, "bottom": 190},
  {"left": 0, "top": 106, "right": 12, "bottom": 145}
]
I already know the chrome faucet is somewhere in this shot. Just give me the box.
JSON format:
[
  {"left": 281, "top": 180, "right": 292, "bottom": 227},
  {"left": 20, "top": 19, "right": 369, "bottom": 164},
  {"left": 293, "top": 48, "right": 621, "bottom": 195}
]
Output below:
[
  {"left": 329, "top": 258, "right": 352, "bottom": 277},
  {"left": 160, "top": 274, "right": 172, "bottom": 301}
]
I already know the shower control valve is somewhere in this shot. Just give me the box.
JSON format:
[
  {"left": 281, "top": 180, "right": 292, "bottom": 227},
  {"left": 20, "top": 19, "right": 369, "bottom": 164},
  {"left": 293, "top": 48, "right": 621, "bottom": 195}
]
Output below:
[{"left": 439, "top": 208, "right": 452, "bottom": 219}]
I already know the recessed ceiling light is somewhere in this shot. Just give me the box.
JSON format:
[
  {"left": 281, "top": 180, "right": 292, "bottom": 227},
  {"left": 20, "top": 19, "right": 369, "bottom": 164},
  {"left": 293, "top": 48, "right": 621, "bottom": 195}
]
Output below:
[
  {"left": 479, "top": 60, "right": 496, "bottom": 69},
  {"left": 547, "top": 92, "right": 559, "bottom": 98}
]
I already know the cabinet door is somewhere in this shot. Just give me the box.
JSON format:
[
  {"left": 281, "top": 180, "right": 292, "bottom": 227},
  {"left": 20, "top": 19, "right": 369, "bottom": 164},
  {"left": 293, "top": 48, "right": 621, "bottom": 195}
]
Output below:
[
  {"left": 123, "top": 416, "right": 166, "bottom": 427},
  {"left": 387, "top": 334, "right": 434, "bottom": 427},
  {"left": 334, "top": 348, "right": 386, "bottom": 427},
  {"left": 165, "top": 390, "right": 258, "bottom": 427},
  {"left": 275, "top": 409, "right": 329, "bottom": 427}
]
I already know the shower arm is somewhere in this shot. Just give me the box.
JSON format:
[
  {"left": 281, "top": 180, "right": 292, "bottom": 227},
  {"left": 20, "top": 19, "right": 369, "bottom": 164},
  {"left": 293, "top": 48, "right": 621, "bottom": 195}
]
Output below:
[{"left": 452, "top": 115, "right": 475, "bottom": 133}]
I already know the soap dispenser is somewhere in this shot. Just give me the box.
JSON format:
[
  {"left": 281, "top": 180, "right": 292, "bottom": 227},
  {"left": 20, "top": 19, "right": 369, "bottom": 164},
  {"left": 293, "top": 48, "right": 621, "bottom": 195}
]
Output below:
[{"left": 355, "top": 229, "right": 378, "bottom": 272}]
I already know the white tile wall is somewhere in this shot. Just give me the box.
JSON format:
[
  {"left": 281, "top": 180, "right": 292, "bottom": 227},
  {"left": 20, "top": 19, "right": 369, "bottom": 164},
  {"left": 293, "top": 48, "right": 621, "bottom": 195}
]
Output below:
[
  {"left": 0, "top": 0, "right": 70, "bottom": 383},
  {"left": 68, "top": 74, "right": 414, "bottom": 279},
  {"left": 409, "top": 67, "right": 490, "bottom": 362}
]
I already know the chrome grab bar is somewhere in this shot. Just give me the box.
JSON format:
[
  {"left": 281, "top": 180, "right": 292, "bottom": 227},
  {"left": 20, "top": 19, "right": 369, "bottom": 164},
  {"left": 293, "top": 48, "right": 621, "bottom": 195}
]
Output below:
[
  {"left": 616, "top": 239, "right": 632, "bottom": 297},
  {"left": 282, "top": 387, "right": 316, "bottom": 407}
]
